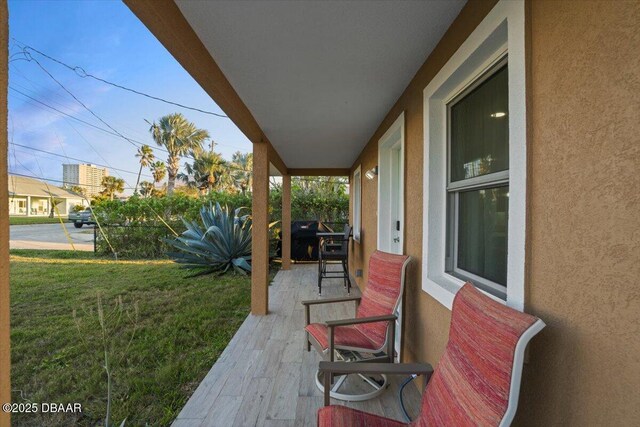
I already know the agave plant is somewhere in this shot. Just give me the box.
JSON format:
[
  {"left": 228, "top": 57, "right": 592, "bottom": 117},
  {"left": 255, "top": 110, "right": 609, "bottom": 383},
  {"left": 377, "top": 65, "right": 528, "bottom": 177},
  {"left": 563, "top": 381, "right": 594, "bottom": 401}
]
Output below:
[{"left": 165, "top": 202, "right": 258, "bottom": 275}]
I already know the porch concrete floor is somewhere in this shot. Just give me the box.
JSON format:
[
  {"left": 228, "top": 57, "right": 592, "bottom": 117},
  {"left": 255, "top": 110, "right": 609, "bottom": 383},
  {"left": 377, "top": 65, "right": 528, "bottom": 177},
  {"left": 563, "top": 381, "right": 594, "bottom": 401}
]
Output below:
[{"left": 172, "top": 263, "right": 422, "bottom": 426}]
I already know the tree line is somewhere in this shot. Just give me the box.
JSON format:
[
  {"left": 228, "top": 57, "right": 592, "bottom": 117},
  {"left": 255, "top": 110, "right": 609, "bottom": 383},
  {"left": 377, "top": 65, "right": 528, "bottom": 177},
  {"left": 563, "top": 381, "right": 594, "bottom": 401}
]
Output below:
[
  {"left": 76, "top": 113, "right": 253, "bottom": 201},
  {"left": 77, "top": 112, "right": 347, "bottom": 205}
]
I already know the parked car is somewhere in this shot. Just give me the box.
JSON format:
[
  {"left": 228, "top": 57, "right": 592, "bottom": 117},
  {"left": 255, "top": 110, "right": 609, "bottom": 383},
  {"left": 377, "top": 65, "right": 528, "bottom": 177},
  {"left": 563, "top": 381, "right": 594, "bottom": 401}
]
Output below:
[{"left": 68, "top": 208, "right": 95, "bottom": 228}]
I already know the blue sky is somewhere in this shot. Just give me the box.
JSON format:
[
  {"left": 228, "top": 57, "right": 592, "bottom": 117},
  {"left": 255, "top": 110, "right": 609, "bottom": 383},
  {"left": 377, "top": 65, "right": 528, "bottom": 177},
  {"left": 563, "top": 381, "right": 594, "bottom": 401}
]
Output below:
[{"left": 8, "top": 0, "right": 252, "bottom": 194}]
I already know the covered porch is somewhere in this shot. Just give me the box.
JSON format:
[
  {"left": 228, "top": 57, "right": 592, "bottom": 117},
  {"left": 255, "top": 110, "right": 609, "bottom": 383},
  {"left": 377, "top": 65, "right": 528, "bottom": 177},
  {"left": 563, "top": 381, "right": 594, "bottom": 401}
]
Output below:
[
  {"left": 8, "top": 195, "right": 49, "bottom": 216},
  {"left": 120, "top": 1, "right": 457, "bottom": 425},
  {"left": 172, "top": 264, "right": 421, "bottom": 427}
]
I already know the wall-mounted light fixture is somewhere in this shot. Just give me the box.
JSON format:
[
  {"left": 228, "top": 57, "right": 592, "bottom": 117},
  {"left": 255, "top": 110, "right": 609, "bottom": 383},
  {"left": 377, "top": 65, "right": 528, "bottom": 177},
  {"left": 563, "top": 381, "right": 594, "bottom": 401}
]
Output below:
[{"left": 365, "top": 166, "right": 378, "bottom": 180}]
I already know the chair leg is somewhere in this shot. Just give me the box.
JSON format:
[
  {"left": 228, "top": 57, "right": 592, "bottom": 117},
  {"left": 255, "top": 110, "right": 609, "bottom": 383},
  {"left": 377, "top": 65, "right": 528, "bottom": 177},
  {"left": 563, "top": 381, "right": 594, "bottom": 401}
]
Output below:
[
  {"left": 318, "top": 256, "right": 323, "bottom": 294},
  {"left": 329, "top": 328, "right": 335, "bottom": 386},
  {"left": 388, "top": 323, "right": 396, "bottom": 364},
  {"left": 344, "top": 259, "right": 351, "bottom": 293},
  {"left": 305, "top": 307, "right": 311, "bottom": 352}
]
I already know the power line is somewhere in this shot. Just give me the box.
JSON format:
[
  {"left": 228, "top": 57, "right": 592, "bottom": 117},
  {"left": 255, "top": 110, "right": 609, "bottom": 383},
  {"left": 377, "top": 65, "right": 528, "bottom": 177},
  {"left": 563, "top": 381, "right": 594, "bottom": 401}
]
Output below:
[
  {"left": 9, "top": 142, "right": 153, "bottom": 178},
  {"left": 9, "top": 62, "right": 345, "bottom": 183},
  {"left": 7, "top": 96, "right": 247, "bottom": 173},
  {"left": 47, "top": 114, "right": 180, "bottom": 236},
  {"left": 8, "top": 42, "right": 251, "bottom": 155},
  {"left": 8, "top": 50, "right": 249, "bottom": 152},
  {"left": 16, "top": 53, "right": 218, "bottom": 183},
  {"left": 9, "top": 87, "right": 253, "bottom": 174},
  {"left": 8, "top": 170, "right": 137, "bottom": 190},
  {"left": 9, "top": 83, "right": 248, "bottom": 153},
  {"left": 23, "top": 53, "right": 144, "bottom": 152},
  {"left": 9, "top": 84, "right": 188, "bottom": 161},
  {"left": 11, "top": 140, "right": 346, "bottom": 186},
  {"left": 12, "top": 40, "right": 229, "bottom": 118},
  {"left": 10, "top": 68, "right": 153, "bottom": 141},
  {"left": 9, "top": 86, "right": 165, "bottom": 152},
  {"left": 64, "top": 120, "right": 154, "bottom": 179}
]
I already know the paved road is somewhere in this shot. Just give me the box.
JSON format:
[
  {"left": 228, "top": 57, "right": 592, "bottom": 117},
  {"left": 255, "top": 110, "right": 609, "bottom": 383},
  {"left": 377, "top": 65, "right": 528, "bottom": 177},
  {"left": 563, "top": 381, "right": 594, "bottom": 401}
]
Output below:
[{"left": 10, "top": 223, "right": 95, "bottom": 251}]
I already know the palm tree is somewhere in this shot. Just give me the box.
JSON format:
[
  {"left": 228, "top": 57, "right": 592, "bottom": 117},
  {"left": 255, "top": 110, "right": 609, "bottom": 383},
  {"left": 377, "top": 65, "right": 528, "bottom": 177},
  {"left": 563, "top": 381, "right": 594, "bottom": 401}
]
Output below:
[
  {"left": 139, "top": 181, "right": 154, "bottom": 198},
  {"left": 231, "top": 151, "right": 252, "bottom": 195},
  {"left": 100, "top": 176, "right": 125, "bottom": 201},
  {"left": 180, "top": 151, "right": 228, "bottom": 194},
  {"left": 148, "top": 113, "right": 209, "bottom": 195},
  {"left": 150, "top": 161, "right": 166, "bottom": 185},
  {"left": 134, "top": 145, "right": 154, "bottom": 195},
  {"left": 69, "top": 185, "right": 87, "bottom": 197}
]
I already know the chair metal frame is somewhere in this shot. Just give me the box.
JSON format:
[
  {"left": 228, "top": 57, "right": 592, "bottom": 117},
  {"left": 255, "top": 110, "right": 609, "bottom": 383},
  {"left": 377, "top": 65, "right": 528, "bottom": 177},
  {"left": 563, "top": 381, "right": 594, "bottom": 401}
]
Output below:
[
  {"left": 317, "top": 286, "right": 546, "bottom": 426},
  {"left": 317, "top": 225, "right": 352, "bottom": 294},
  {"left": 303, "top": 253, "right": 411, "bottom": 402}
]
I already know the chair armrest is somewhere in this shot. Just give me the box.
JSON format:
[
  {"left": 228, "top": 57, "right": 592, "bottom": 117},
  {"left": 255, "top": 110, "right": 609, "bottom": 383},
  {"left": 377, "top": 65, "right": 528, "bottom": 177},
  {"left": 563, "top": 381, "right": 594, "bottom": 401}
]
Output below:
[
  {"left": 319, "top": 361, "right": 433, "bottom": 406},
  {"left": 319, "top": 361, "right": 433, "bottom": 376},
  {"left": 301, "top": 296, "right": 361, "bottom": 306},
  {"left": 302, "top": 296, "right": 362, "bottom": 328},
  {"left": 316, "top": 232, "right": 345, "bottom": 238},
  {"left": 325, "top": 314, "right": 396, "bottom": 327}
]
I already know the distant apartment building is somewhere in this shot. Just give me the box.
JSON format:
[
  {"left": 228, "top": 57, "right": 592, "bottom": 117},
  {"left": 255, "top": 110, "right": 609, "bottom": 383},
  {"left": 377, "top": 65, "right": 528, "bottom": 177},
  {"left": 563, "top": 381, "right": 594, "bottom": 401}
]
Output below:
[{"left": 62, "top": 163, "right": 109, "bottom": 197}]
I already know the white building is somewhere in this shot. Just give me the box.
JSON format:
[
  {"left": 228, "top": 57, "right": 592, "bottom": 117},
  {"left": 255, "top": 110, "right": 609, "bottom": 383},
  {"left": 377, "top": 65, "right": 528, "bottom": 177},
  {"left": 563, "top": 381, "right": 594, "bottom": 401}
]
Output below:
[
  {"left": 8, "top": 175, "right": 88, "bottom": 217},
  {"left": 62, "top": 163, "right": 108, "bottom": 197}
]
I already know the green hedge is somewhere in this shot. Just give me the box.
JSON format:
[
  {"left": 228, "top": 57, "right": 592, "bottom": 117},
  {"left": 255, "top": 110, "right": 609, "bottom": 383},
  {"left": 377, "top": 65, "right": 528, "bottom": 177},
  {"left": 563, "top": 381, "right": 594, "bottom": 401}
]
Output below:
[
  {"left": 269, "top": 188, "right": 349, "bottom": 223},
  {"left": 93, "top": 190, "right": 349, "bottom": 259},
  {"left": 95, "top": 225, "right": 176, "bottom": 258},
  {"left": 93, "top": 193, "right": 252, "bottom": 225}
]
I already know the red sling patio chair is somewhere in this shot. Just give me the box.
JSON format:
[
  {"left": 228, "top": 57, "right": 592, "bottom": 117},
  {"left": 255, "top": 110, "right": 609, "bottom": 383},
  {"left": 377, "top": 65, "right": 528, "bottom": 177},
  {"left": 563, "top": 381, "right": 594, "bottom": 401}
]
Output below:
[
  {"left": 303, "top": 250, "right": 411, "bottom": 402},
  {"left": 317, "top": 283, "right": 546, "bottom": 427}
]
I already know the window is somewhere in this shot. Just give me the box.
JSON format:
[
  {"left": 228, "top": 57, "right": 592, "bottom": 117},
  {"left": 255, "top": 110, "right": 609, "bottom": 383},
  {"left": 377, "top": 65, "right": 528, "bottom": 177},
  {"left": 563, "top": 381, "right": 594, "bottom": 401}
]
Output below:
[
  {"left": 353, "top": 166, "right": 362, "bottom": 242},
  {"left": 446, "top": 60, "right": 509, "bottom": 299},
  {"left": 422, "top": 0, "right": 527, "bottom": 310}
]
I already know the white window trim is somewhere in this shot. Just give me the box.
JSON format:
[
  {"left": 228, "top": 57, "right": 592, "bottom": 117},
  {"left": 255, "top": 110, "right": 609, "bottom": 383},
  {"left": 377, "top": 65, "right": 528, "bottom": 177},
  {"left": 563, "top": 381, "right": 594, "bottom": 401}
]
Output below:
[
  {"left": 353, "top": 165, "right": 362, "bottom": 242},
  {"left": 422, "top": 0, "right": 526, "bottom": 311}
]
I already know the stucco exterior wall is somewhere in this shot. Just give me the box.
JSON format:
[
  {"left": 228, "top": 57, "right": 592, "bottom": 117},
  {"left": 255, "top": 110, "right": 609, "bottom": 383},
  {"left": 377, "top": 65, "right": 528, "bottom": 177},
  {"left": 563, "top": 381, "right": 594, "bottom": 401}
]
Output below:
[
  {"left": 349, "top": 0, "right": 640, "bottom": 425},
  {"left": 518, "top": 1, "right": 640, "bottom": 425}
]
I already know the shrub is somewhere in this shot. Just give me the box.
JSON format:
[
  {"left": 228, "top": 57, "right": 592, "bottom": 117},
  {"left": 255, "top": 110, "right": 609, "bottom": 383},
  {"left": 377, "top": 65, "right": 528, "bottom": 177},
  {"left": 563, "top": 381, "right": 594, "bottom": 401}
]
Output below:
[
  {"left": 92, "top": 189, "right": 348, "bottom": 259},
  {"left": 164, "top": 203, "right": 255, "bottom": 275},
  {"left": 95, "top": 225, "right": 177, "bottom": 259},
  {"left": 92, "top": 193, "right": 252, "bottom": 259},
  {"left": 269, "top": 188, "right": 349, "bottom": 223},
  {"left": 92, "top": 193, "right": 252, "bottom": 225}
]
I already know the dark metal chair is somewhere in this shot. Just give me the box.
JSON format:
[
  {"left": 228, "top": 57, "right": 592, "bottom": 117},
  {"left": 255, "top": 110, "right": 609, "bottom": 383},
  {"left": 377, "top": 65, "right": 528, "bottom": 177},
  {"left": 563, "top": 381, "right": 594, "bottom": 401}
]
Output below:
[{"left": 317, "top": 225, "right": 352, "bottom": 294}]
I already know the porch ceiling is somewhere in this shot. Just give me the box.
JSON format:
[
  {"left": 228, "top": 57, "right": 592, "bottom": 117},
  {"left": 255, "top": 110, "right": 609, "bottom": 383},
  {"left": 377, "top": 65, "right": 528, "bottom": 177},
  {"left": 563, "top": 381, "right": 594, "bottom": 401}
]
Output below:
[{"left": 175, "top": 0, "right": 465, "bottom": 169}]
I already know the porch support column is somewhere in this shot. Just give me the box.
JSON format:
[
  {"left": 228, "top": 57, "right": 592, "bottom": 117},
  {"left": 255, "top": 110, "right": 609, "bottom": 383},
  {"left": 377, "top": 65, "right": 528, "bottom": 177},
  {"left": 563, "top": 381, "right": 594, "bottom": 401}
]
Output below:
[
  {"left": 282, "top": 175, "right": 291, "bottom": 270},
  {"left": 0, "top": 1, "right": 10, "bottom": 425},
  {"left": 26, "top": 196, "right": 31, "bottom": 217},
  {"left": 251, "top": 143, "right": 269, "bottom": 315}
]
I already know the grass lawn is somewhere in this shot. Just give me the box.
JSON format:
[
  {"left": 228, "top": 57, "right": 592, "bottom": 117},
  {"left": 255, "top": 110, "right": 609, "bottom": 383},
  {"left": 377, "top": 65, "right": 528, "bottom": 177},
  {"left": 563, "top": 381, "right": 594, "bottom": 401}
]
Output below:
[
  {"left": 10, "top": 217, "right": 68, "bottom": 225},
  {"left": 10, "top": 250, "right": 266, "bottom": 426}
]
